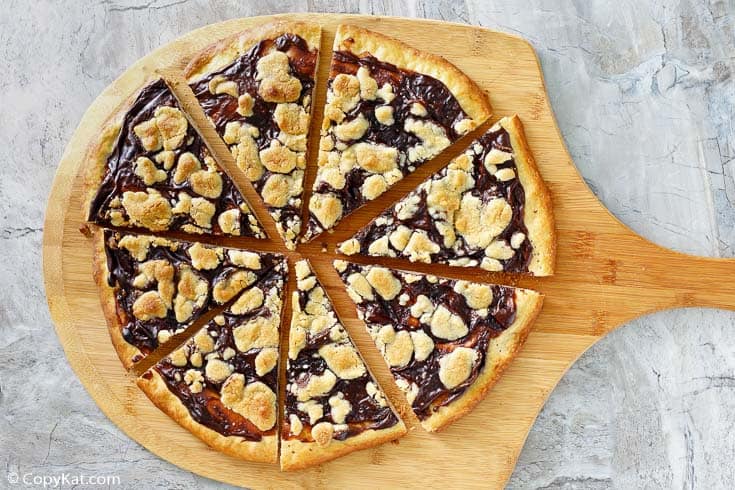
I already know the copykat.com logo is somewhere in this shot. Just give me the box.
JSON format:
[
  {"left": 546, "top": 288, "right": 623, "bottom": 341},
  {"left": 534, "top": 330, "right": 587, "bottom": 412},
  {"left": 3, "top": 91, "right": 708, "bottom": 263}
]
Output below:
[{"left": 6, "top": 471, "right": 121, "bottom": 487}]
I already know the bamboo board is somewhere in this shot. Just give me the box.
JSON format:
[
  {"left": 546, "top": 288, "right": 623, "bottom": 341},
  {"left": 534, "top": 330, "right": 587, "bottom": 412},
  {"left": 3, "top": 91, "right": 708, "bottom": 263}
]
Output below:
[{"left": 42, "top": 14, "right": 735, "bottom": 489}]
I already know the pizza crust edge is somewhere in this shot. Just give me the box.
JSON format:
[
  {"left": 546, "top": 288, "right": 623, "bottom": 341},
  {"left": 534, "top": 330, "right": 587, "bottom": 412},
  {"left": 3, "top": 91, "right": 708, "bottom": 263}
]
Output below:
[
  {"left": 334, "top": 23, "right": 493, "bottom": 124},
  {"left": 419, "top": 288, "right": 544, "bottom": 432},
  {"left": 184, "top": 21, "right": 322, "bottom": 83},
  {"left": 280, "top": 421, "right": 407, "bottom": 471},
  {"left": 137, "top": 368, "right": 279, "bottom": 463},
  {"left": 500, "top": 115, "right": 556, "bottom": 276},
  {"left": 81, "top": 89, "right": 141, "bottom": 228},
  {"left": 91, "top": 227, "right": 143, "bottom": 369}
]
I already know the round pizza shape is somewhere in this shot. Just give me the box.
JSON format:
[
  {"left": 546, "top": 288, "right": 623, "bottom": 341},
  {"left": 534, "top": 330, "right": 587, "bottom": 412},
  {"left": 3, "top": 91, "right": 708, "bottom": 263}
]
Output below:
[{"left": 80, "top": 21, "right": 555, "bottom": 470}]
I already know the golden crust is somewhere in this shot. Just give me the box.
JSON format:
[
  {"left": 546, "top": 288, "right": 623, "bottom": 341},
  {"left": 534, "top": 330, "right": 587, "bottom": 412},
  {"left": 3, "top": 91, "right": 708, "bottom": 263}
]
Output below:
[
  {"left": 334, "top": 24, "right": 492, "bottom": 124},
  {"left": 185, "top": 22, "right": 322, "bottom": 82},
  {"left": 82, "top": 123, "right": 119, "bottom": 226},
  {"left": 82, "top": 74, "right": 175, "bottom": 228},
  {"left": 279, "top": 422, "right": 406, "bottom": 471},
  {"left": 137, "top": 369, "right": 277, "bottom": 463},
  {"left": 420, "top": 289, "right": 544, "bottom": 432},
  {"left": 91, "top": 227, "right": 142, "bottom": 370},
  {"left": 499, "top": 115, "right": 556, "bottom": 276}
]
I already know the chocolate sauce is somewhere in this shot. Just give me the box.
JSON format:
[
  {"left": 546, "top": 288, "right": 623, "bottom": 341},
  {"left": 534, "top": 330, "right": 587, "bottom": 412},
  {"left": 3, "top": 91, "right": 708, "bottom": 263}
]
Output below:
[
  {"left": 338, "top": 264, "right": 517, "bottom": 420},
  {"left": 350, "top": 125, "right": 533, "bottom": 273},
  {"left": 330, "top": 51, "right": 468, "bottom": 143},
  {"left": 283, "top": 281, "right": 399, "bottom": 442},
  {"left": 88, "top": 79, "right": 260, "bottom": 237},
  {"left": 150, "top": 266, "right": 286, "bottom": 439},
  {"left": 190, "top": 34, "right": 317, "bottom": 232},
  {"left": 103, "top": 230, "right": 281, "bottom": 357},
  {"left": 307, "top": 50, "right": 470, "bottom": 235}
]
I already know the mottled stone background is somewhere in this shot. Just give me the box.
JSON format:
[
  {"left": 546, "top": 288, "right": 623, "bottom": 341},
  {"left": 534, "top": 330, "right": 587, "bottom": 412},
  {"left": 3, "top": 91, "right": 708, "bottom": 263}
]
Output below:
[{"left": 1, "top": 1, "right": 733, "bottom": 488}]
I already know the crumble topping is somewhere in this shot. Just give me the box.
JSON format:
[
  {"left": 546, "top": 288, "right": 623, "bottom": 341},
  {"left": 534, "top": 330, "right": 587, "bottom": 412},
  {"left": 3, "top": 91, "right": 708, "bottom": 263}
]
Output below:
[
  {"left": 190, "top": 34, "right": 317, "bottom": 249},
  {"left": 336, "top": 262, "right": 520, "bottom": 422},
  {"left": 88, "top": 79, "right": 264, "bottom": 238},
  {"left": 338, "top": 120, "right": 535, "bottom": 273},
  {"left": 283, "top": 260, "right": 400, "bottom": 445}
]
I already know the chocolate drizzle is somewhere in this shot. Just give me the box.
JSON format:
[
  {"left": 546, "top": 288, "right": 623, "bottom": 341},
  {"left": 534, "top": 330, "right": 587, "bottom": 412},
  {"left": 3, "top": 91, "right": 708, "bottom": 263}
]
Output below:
[
  {"left": 338, "top": 264, "right": 517, "bottom": 420},
  {"left": 149, "top": 265, "right": 286, "bottom": 439},
  {"left": 88, "top": 79, "right": 261, "bottom": 237},
  {"left": 330, "top": 50, "right": 468, "bottom": 143},
  {"left": 283, "top": 272, "right": 399, "bottom": 443},
  {"left": 306, "top": 50, "right": 470, "bottom": 238},
  {"left": 348, "top": 125, "right": 533, "bottom": 272},
  {"left": 103, "top": 230, "right": 281, "bottom": 358},
  {"left": 190, "top": 34, "right": 317, "bottom": 238}
]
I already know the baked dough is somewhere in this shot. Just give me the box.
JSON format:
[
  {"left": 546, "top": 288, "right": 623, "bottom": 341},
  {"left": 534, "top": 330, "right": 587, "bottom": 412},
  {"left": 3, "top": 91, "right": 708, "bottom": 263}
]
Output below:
[
  {"left": 338, "top": 115, "right": 556, "bottom": 276},
  {"left": 303, "top": 24, "right": 493, "bottom": 241},
  {"left": 335, "top": 260, "right": 544, "bottom": 431}
]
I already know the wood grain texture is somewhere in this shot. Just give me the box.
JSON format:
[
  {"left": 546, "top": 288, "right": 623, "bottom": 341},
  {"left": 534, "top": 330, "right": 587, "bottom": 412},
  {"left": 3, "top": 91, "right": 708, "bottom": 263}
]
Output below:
[{"left": 42, "top": 14, "right": 735, "bottom": 489}]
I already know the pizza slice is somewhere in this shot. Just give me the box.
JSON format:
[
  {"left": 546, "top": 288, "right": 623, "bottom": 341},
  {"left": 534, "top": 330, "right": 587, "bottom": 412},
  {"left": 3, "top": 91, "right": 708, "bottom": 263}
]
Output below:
[
  {"left": 85, "top": 78, "right": 264, "bottom": 238},
  {"left": 335, "top": 261, "right": 543, "bottom": 432},
  {"left": 93, "top": 229, "right": 283, "bottom": 368},
  {"left": 186, "top": 22, "right": 321, "bottom": 249},
  {"left": 137, "top": 258, "right": 287, "bottom": 463},
  {"left": 303, "top": 24, "right": 493, "bottom": 241},
  {"left": 281, "top": 259, "right": 406, "bottom": 471},
  {"left": 338, "top": 116, "right": 556, "bottom": 275}
]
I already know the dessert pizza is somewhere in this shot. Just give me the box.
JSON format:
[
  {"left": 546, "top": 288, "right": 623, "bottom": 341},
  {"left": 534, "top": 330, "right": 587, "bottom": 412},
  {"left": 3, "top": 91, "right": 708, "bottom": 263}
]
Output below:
[
  {"left": 303, "top": 24, "right": 493, "bottom": 241},
  {"left": 186, "top": 22, "right": 321, "bottom": 249},
  {"left": 80, "top": 21, "right": 556, "bottom": 472},
  {"left": 85, "top": 78, "right": 264, "bottom": 238},
  {"left": 338, "top": 116, "right": 555, "bottom": 275},
  {"left": 281, "top": 259, "right": 406, "bottom": 470},
  {"left": 93, "top": 229, "right": 283, "bottom": 368},
  {"left": 137, "top": 258, "right": 286, "bottom": 463},
  {"left": 335, "top": 261, "right": 544, "bottom": 431}
]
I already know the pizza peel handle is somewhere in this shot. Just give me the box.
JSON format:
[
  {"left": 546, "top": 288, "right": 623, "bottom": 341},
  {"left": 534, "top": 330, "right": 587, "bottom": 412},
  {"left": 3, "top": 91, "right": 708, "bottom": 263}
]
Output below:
[
  {"left": 634, "top": 244, "right": 735, "bottom": 312},
  {"left": 540, "top": 215, "right": 735, "bottom": 340}
]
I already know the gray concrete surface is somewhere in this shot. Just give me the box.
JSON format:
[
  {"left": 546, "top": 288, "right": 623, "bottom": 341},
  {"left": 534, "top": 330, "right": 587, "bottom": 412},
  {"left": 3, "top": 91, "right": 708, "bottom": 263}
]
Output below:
[{"left": 0, "top": 1, "right": 733, "bottom": 488}]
